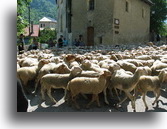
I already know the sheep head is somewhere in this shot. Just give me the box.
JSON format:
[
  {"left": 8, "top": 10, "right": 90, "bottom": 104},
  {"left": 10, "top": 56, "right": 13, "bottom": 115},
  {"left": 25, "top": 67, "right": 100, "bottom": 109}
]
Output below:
[
  {"left": 51, "top": 57, "right": 60, "bottom": 64},
  {"left": 159, "top": 70, "right": 167, "bottom": 83},
  {"left": 108, "top": 63, "right": 121, "bottom": 73},
  {"left": 71, "top": 66, "right": 82, "bottom": 76},
  {"left": 101, "top": 70, "right": 112, "bottom": 78},
  {"left": 65, "top": 54, "right": 76, "bottom": 63},
  {"left": 81, "top": 60, "right": 91, "bottom": 68},
  {"left": 55, "top": 63, "right": 70, "bottom": 74},
  {"left": 135, "top": 67, "right": 148, "bottom": 77},
  {"left": 38, "top": 59, "right": 50, "bottom": 69}
]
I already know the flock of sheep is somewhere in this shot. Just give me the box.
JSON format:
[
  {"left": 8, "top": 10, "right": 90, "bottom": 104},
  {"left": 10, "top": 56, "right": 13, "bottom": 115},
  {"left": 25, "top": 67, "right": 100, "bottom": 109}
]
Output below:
[{"left": 17, "top": 43, "right": 167, "bottom": 112}]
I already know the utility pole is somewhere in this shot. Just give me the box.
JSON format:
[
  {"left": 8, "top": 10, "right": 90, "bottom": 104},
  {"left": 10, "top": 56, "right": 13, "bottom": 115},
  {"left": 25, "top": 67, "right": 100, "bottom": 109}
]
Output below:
[{"left": 28, "top": 4, "right": 31, "bottom": 36}]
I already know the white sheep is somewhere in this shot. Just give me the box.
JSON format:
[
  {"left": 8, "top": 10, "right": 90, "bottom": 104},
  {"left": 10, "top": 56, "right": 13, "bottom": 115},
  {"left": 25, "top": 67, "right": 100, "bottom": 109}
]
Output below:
[
  {"left": 117, "top": 60, "right": 137, "bottom": 73},
  {"left": 19, "top": 57, "right": 39, "bottom": 67},
  {"left": 66, "top": 70, "right": 111, "bottom": 109},
  {"left": 40, "top": 66, "right": 82, "bottom": 104},
  {"left": 69, "top": 61, "right": 80, "bottom": 69},
  {"left": 17, "top": 59, "right": 47, "bottom": 94},
  {"left": 81, "top": 59, "right": 106, "bottom": 73},
  {"left": 109, "top": 67, "right": 148, "bottom": 111},
  {"left": 34, "top": 63, "right": 71, "bottom": 93},
  {"left": 135, "top": 55, "right": 152, "bottom": 60},
  {"left": 135, "top": 70, "right": 167, "bottom": 110},
  {"left": 151, "top": 60, "right": 167, "bottom": 75}
]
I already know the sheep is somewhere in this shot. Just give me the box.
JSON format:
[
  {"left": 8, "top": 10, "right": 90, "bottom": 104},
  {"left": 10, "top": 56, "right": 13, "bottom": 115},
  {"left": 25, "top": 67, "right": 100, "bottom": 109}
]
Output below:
[
  {"left": 122, "top": 59, "right": 143, "bottom": 67},
  {"left": 151, "top": 60, "right": 167, "bottom": 75},
  {"left": 141, "top": 60, "right": 155, "bottom": 67},
  {"left": 135, "top": 55, "right": 152, "bottom": 60},
  {"left": 117, "top": 60, "right": 137, "bottom": 73},
  {"left": 146, "top": 42, "right": 154, "bottom": 47},
  {"left": 63, "top": 54, "right": 76, "bottom": 66},
  {"left": 78, "top": 71, "right": 101, "bottom": 77},
  {"left": 40, "top": 66, "right": 82, "bottom": 104},
  {"left": 19, "top": 57, "right": 39, "bottom": 67},
  {"left": 135, "top": 70, "right": 167, "bottom": 110},
  {"left": 49, "top": 57, "right": 61, "bottom": 64},
  {"left": 109, "top": 67, "right": 148, "bottom": 111},
  {"left": 80, "top": 60, "right": 92, "bottom": 70},
  {"left": 81, "top": 59, "right": 107, "bottom": 73},
  {"left": 66, "top": 70, "right": 111, "bottom": 109},
  {"left": 17, "top": 59, "right": 48, "bottom": 94},
  {"left": 17, "top": 63, "right": 20, "bottom": 70},
  {"left": 34, "top": 63, "right": 71, "bottom": 93},
  {"left": 69, "top": 61, "right": 80, "bottom": 69}
]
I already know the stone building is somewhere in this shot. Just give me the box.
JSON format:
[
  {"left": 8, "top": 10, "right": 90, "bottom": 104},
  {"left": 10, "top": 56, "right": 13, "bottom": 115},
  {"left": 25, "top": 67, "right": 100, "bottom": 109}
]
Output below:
[{"left": 56, "top": 0, "right": 153, "bottom": 46}]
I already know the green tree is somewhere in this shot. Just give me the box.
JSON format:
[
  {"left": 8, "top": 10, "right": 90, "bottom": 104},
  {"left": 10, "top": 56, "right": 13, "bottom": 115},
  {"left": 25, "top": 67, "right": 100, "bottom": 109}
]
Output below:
[
  {"left": 17, "top": 0, "right": 32, "bottom": 36},
  {"left": 23, "top": 0, "right": 57, "bottom": 24},
  {"left": 150, "top": 0, "right": 167, "bottom": 35},
  {"left": 39, "top": 29, "right": 57, "bottom": 43}
]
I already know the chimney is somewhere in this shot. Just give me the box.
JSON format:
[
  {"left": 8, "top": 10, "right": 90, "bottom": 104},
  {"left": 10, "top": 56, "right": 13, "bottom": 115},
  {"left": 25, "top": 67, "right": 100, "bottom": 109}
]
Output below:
[{"left": 31, "top": 21, "right": 34, "bottom": 34}]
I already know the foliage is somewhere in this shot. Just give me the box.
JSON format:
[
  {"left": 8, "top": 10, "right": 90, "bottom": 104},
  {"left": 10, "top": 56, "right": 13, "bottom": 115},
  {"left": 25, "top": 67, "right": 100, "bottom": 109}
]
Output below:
[
  {"left": 23, "top": 0, "right": 57, "bottom": 24},
  {"left": 17, "top": 0, "right": 32, "bottom": 36},
  {"left": 164, "top": 23, "right": 167, "bottom": 36},
  {"left": 39, "top": 29, "right": 57, "bottom": 43},
  {"left": 150, "top": 0, "right": 167, "bottom": 35}
]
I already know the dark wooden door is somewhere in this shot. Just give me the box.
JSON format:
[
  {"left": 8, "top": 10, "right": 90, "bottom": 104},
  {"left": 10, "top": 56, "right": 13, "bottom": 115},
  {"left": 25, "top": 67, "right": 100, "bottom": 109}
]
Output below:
[{"left": 87, "top": 27, "right": 94, "bottom": 46}]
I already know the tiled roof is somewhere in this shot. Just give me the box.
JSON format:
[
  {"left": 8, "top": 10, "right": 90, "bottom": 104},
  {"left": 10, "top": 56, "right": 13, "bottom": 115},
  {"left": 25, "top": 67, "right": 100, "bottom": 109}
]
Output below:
[{"left": 24, "top": 25, "right": 40, "bottom": 37}]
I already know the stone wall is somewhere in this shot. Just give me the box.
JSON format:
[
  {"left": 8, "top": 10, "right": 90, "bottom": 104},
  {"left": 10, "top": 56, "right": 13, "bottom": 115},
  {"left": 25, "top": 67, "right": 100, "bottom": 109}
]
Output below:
[
  {"left": 57, "top": 0, "right": 151, "bottom": 46},
  {"left": 113, "top": 0, "right": 150, "bottom": 44}
]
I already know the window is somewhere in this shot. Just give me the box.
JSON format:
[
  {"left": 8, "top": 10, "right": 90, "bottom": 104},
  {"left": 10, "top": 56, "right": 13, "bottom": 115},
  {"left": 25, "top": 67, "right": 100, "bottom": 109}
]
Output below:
[
  {"left": 41, "top": 24, "right": 43, "bottom": 28},
  {"left": 99, "top": 36, "right": 103, "bottom": 44},
  {"left": 125, "top": 1, "right": 129, "bottom": 12},
  {"left": 89, "top": 0, "right": 95, "bottom": 11}
]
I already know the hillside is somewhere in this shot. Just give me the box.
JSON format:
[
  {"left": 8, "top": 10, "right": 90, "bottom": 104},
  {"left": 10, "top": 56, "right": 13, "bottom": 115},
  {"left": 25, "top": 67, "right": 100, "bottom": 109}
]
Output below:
[{"left": 24, "top": 0, "right": 57, "bottom": 24}]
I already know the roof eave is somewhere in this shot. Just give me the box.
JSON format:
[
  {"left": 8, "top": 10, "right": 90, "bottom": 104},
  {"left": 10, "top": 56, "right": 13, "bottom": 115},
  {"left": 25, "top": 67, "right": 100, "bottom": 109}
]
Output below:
[{"left": 141, "top": 0, "right": 154, "bottom": 6}]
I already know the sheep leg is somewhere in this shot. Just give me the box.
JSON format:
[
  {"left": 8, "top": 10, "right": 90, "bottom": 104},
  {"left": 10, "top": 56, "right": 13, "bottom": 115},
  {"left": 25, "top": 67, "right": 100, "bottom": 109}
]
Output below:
[
  {"left": 41, "top": 87, "right": 46, "bottom": 101},
  {"left": 109, "top": 87, "right": 114, "bottom": 97},
  {"left": 63, "top": 89, "right": 67, "bottom": 100},
  {"left": 152, "top": 90, "right": 161, "bottom": 106},
  {"left": 22, "top": 80, "right": 31, "bottom": 95},
  {"left": 95, "top": 95, "right": 101, "bottom": 107},
  {"left": 72, "top": 95, "right": 80, "bottom": 109},
  {"left": 47, "top": 89, "right": 57, "bottom": 104},
  {"left": 81, "top": 93, "right": 88, "bottom": 100},
  {"left": 103, "top": 87, "right": 109, "bottom": 105},
  {"left": 86, "top": 94, "right": 96, "bottom": 109},
  {"left": 142, "top": 92, "right": 148, "bottom": 110},
  {"left": 33, "top": 79, "right": 39, "bottom": 94},
  {"left": 117, "top": 96, "right": 128, "bottom": 108},
  {"left": 124, "top": 91, "right": 136, "bottom": 111},
  {"left": 115, "top": 88, "right": 121, "bottom": 101}
]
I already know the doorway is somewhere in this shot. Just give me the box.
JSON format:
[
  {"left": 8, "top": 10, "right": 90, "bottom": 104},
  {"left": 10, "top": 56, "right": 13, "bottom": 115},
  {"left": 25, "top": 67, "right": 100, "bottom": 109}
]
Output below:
[{"left": 87, "top": 27, "right": 94, "bottom": 46}]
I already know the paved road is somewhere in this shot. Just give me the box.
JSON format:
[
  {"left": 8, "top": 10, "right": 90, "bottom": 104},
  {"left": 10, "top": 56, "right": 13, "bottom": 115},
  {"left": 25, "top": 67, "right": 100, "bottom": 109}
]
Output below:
[{"left": 26, "top": 85, "right": 167, "bottom": 112}]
